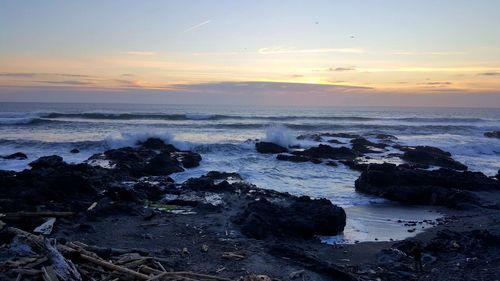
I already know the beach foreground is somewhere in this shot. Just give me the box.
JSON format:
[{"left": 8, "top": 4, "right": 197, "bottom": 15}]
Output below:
[{"left": 1, "top": 135, "right": 499, "bottom": 281}]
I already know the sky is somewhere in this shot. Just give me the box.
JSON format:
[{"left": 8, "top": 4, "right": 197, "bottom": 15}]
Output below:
[{"left": 1, "top": 0, "right": 500, "bottom": 107}]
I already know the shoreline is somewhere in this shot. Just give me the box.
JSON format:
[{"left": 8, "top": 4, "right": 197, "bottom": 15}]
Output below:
[{"left": 1, "top": 136, "right": 499, "bottom": 280}]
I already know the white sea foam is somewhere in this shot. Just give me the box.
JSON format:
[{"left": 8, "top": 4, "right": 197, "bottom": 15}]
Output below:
[
  {"left": 263, "top": 124, "right": 296, "bottom": 147},
  {"left": 104, "top": 129, "right": 191, "bottom": 150}
]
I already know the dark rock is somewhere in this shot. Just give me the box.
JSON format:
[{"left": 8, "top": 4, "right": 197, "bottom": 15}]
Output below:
[
  {"left": 143, "top": 153, "right": 184, "bottom": 176},
  {"left": 340, "top": 159, "right": 369, "bottom": 171},
  {"left": 255, "top": 142, "right": 288, "bottom": 154},
  {"left": 371, "top": 133, "right": 398, "bottom": 141},
  {"left": 179, "top": 152, "right": 202, "bottom": 168},
  {"left": 233, "top": 196, "right": 346, "bottom": 239},
  {"left": 1, "top": 159, "right": 114, "bottom": 212},
  {"left": 29, "top": 155, "right": 64, "bottom": 169},
  {"left": 183, "top": 176, "right": 216, "bottom": 191},
  {"left": 350, "top": 138, "right": 387, "bottom": 154},
  {"left": 322, "top": 132, "right": 360, "bottom": 139},
  {"left": 138, "top": 137, "right": 178, "bottom": 152},
  {"left": 3, "top": 152, "right": 28, "bottom": 160},
  {"left": 354, "top": 163, "right": 500, "bottom": 207},
  {"left": 88, "top": 138, "right": 198, "bottom": 177},
  {"left": 206, "top": 171, "right": 242, "bottom": 180},
  {"left": 70, "top": 148, "right": 80, "bottom": 154},
  {"left": 484, "top": 131, "right": 500, "bottom": 138},
  {"left": 297, "top": 134, "right": 323, "bottom": 142},
  {"left": 399, "top": 146, "right": 467, "bottom": 170},
  {"left": 325, "top": 161, "right": 338, "bottom": 167},
  {"left": 296, "top": 144, "right": 359, "bottom": 160},
  {"left": 276, "top": 154, "right": 310, "bottom": 163}
]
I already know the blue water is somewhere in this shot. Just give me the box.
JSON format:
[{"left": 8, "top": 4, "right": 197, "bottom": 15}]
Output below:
[{"left": 0, "top": 102, "right": 499, "bottom": 209}]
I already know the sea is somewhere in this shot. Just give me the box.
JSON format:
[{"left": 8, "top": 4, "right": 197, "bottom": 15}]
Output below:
[{"left": 1, "top": 103, "right": 499, "bottom": 242}]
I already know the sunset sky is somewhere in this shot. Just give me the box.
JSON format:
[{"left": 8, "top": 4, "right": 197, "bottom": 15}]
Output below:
[{"left": 1, "top": 0, "right": 500, "bottom": 106}]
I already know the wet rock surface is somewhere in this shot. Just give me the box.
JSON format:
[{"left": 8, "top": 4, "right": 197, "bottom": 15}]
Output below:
[
  {"left": 355, "top": 163, "right": 500, "bottom": 207},
  {"left": 397, "top": 145, "right": 467, "bottom": 170},
  {"left": 2, "top": 152, "right": 28, "bottom": 160},
  {"left": 255, "top": 141, "right": 288, "bottom": 154},
  {"left": 233, "top": 196, "right": 346, "bottom": 239}
]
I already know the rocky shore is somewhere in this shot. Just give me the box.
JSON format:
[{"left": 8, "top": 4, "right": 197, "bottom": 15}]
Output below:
[{"left": 1, "top": 135, "right": 499, "bottom": 281}]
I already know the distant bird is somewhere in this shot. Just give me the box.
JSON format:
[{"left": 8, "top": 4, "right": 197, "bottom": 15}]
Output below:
[
  {"left": 315, "top": 22, "right": 319, "bottom": 24},
  {"left": 350, "top": 35, "right": 355, "bottom": 39}
]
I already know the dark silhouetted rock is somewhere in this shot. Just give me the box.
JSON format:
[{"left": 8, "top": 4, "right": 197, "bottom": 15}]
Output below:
[
  {"left": 179, "top": 152, "right": 202, "bottom": 168},
  {"left": 350, "top": 138, "right": 387, "bottom": 154},
  {"left": 355, "top": 163, "right": 500, "bottom": 208},
  {"left": 484, "top": 131, "right": 500, "bottom": 138},
  {"left": 233, "top": 196, "right": 346, "bottom": 239},
  {"left": 371, "top": 133, "right": 398, "bottom": 141},
  {"left": 276, "top": 154, "right": 310, "bottom": 163},
  {"left": 29, "top": 155, "right": 64, "bottom": 169},
  {"left": 70, "top": 148, "right": 80, "bottom": 154},
  {"left": 138, "top": 137, "right": 178, "bottom": 152},
  {"left": 255, "top": 142, "right": 288, "bottom": 154},
  {"left": 88, "top": 138, "right": 199, "bottom": 177},
  {"left": 143, "top": 153, "right": 184, "bottom": 175},
  {"left": 296, "top": 144, "right": 359, "bottom": 160},
  {"left": 3, "top": 152, "right": 28, "bottom": 160},
  {"left": 206, "top": 171, "right": 242, "bottom": 180},
  {"left": 399, "top": 146, "right": 467, "bottom": 170}
]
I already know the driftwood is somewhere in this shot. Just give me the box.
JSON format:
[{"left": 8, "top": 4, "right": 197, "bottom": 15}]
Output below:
[
  {"left": 4, "top": 227, "right": 234, "bottom": 281},
  {"left": 6, "top": 228, "right": 82, "bottom": 281}
]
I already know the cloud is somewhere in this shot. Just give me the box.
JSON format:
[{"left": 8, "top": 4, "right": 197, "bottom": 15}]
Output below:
[
  {"left": 123, "top": 51, "right": 157, "bottom": 56},
  {"left": 329, "top": 67, "right": 356, "bottom": 72},
  {"left": 0, "top": 72, "right": 93, "bottom": 78},
  {"left": 258, "top": 47, "right": 365, "bottom": 55},
  {"left": 418, "top": 81, "right": 452, "bottom": 86},
  {"left": 479, "top": 72, "right": 500, "bottom": 76},
  {"left": 33, "top": 80, "right": 93, "bottom": 85},
  {"left": 169, "top": 81, "right": 373, "bottom": 94},
  {"left": 391, "top": 51, "right": 465, "bottom": 56},
  {"left": 183, "top": 20, "right": 211, "bottom": 32}
]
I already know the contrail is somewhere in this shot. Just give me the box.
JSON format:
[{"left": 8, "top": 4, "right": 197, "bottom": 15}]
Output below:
[{"left": 183, "top": 20, "right": 211, "bottom": 32}]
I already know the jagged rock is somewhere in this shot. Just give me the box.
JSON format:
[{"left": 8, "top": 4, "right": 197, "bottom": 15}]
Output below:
[
  {"left": 355, "top": 163, "right": 500, "bottom": 207},
  {"left": 350, "top": 138, "right": 387, "bottom": 154},
  {"left": 206, "top": 171, "right": 242, "bottom": 180},
  {"left": 88, "top": 138, "right": 199, "bottom": 177},
  {"left": 138, "top": 137, "right": 178, "bottom": 152},
  {"left": 233, "top": 196, "right": 346, "bottom": 239},
  {"left": 295, "top": 144, "right": 359, "bottom": 160},
  {"left": 276, "top": 154, "right": 310, "bottom": 163},
  {"left": 398, "top": 145, "right": 467, "bottom": 170},
  {"left": 29, "top": 155, "right": 64, "bottom": 169},
  {"left": 371, "top": 133, "right": 398, "bottom": 141},
  {"left": 179, "top": 152, "right": 202, "bottom": 168},
  {"left": 255, "top": 142, "right": 288, "bottom": 154},
  {"left": 2, "top": 152, "right": 28, "bottom": 160}
]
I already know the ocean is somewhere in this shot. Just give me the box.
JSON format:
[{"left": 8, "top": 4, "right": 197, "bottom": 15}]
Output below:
[{"left": 1, "top": 102, "right": 499, "bottom": 242}]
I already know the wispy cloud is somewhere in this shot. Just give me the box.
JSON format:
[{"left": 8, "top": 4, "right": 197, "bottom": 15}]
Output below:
[
  {"left": 479, "top": 72, "right": 500, "bottom": 76},
  {"left": 391, "top": 51, "right": 465, "bottom": 56},
  {"left": 417, "top": 81, "right": 452, "bottom": 86},
  {"left": 123, "top": 51, "right": 157, "bottom": 56},
  {"left": 0, "top": 72, "right": 94, "bottom": 78},
  {"left": 258, "top": 47, "right": 365, "bottom": 55},
  {"left": 329, "top": 67, "right": 356, "bottom": 72},
  {"left": 183, "top": 20, "right": 211, "bottom": 33}
]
